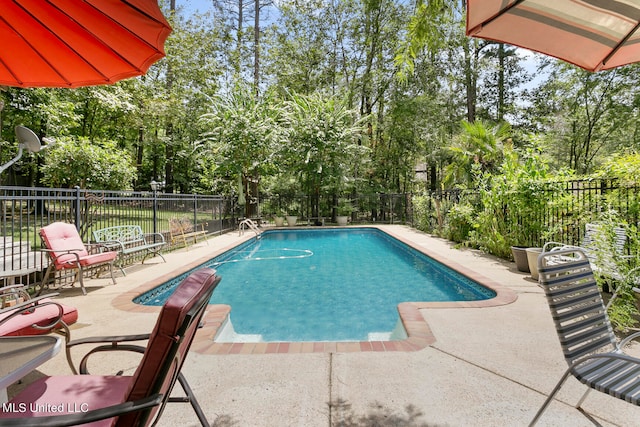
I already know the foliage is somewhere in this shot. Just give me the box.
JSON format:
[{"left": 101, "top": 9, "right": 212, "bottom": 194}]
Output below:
[
  {"left": 200, "top": 83, "right": 283, "bottom": 181},
  {"left": 444, "top": 203, "right": 476, "bottom": 244},
  {"left": 41, "top": 137, "right": 136, "bottom": 190},
  {"left": 279, "top": 91, "right": 369, "bottom": 197},
  {"left": 583, "top": 211, "right": 639, "bottom": 331}
]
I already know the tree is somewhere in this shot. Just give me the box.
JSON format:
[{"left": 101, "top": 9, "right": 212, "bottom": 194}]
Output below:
[
  {"left": 443, "top": 119, "right": 511, "bottom": 187},
  {"left": 280, "top": 91, "right": 368, "bottom": 218},
  {"left": 40, "top": 137, "right": 136, "bottom": 190},
  {"left": 199, "top": 83, "right": 283, "bottom": 216}
]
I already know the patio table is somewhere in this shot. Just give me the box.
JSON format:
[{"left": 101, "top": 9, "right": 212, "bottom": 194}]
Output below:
[{"left": 0, "top": 335, "right": 61, "bottom": 404}]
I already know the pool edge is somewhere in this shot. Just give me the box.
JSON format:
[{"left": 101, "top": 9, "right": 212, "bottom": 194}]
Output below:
[{"left": 112, "top": 225, "right": 517, "bottom": 355}]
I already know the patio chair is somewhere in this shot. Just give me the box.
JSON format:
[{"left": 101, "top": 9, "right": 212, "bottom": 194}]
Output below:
[
  {"left": 0, "top": 267, "right": 221, "bottom": 427},
  {"left": 39, "top": 222, "right": 118, "bottom": 296},
  {"left": 0, "top": 285, "right": 78, "bottom": 373},
  {"left": 542, "top": 222, "right": 629, "bottom": 280},
  {"left": 530, "top": 248, "right": 640, "bottom": 426}
]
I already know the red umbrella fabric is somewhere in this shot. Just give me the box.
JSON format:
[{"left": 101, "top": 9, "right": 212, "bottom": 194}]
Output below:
[
  {"left": 466, "top": 0, "right": 640, "bottom": 72},
  {"left": 0, "top": 0, "right": 171, "bottom": 88}
]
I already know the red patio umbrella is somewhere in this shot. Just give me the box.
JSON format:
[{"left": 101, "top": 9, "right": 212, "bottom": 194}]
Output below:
[
  {"left": 466, "top": 0, "right": 640, "bottom": 72},
  {"left": 0, "top": 0, "right": 171, "bottom": 88}
]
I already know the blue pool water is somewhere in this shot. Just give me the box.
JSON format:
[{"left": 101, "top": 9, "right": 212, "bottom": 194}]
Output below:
[{"left": 134, "top": 228, "right": 495, "bottom": 342}]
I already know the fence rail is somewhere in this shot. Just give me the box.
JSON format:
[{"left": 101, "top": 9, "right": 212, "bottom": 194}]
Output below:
[
  {"left": 0, "top": 186, "right": 234, "bottom": 281},
  {"left": 1, "top": 187, "right": 414, "bottom": 285},
  {"left": 417, "top": 178, "right": 640, "bottom": 249}
]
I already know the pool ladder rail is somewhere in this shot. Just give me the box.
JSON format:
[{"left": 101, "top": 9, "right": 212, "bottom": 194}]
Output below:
[{"left": 238, "top": 218, "right": 261, "bottom": 238}]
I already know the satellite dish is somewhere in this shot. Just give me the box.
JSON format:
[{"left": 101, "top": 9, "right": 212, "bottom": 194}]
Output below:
[
  {"left": 0, "top": 126, "right": 44, "bottom": 174},
  {"left": 15, "top": 126, "right": 42, "bottom": 153}
]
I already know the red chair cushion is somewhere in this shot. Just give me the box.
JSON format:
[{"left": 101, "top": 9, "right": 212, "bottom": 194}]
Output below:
[
  {"left": 40, "top": 222, "right": 89, "bottom": 267},
  {"left": 0, "top": 375, "right": 132, "bottom": 426},
  {"left": 0, "top": 299, "right": 78, "bottom": 336},
  {"left": 76, "top": 251, "right": 117, "bottom": 267}
]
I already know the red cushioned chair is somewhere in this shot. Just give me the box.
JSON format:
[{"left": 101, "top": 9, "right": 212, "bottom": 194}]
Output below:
[
  {"left": 39, "top": 222, "right": 117, "bottom": 296},
  {"left": 0, "top": 267, "right": 221, "bottom": 427},
  {"left": 0, "top": 285, "right": 78, "bottom": 373}
]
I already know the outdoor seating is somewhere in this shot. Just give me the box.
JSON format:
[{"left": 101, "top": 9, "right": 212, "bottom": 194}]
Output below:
[
  {"left": 92, "top": 225, "right": 166, "bottom": 275},
  {"left": 542, "top": 222, "right": 630, "bottom": 280},
  {"left": 0, "top": 267, "right": 222, "bottom": 427},
  {"left": 39, "top": 222, "right": 117, "bottom": 296},
  {"left": 530, "top": 247, "right": 640, "bottom": 425},
  {"left": 169, "top": 217, "right": 209, "bottom": 249},
  {"left": 0, "top": 286, "right": 78, "bottom": 373}
]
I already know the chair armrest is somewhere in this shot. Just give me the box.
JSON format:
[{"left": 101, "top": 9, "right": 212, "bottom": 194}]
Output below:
[
  {"left": 97, "top": 239, "right": 125, "bottom": 252},
  {"left": 67, "top": 333, "right": 151, "bottom": 348},
  {"left": 67, "top": 333, "right": 152, "bottom": 375},
  {"left": 542, "top": 241, "right": 565, "bottom": 252},
  {"left": 0, "top": 285, "right": 31, "bottom": 307},
  {"left": 142, "top": 232, "right": 165, "bottom": 244},
  {"left": 0, "top": 293, "right": 61, "bottom": 321},
  {"left": 0, "top": 393, "right": 163, "bottom": 427},
  {"left": 619, "top": 330, "right": 640, "bottom": 349},
  {"left": 84, "top": 243, "right": 115, "bottom": 254}
]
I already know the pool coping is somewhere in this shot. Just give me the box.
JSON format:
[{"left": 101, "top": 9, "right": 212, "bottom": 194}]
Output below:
[{"left": 113, "top": 226, "right": 517, "bottom": 354}]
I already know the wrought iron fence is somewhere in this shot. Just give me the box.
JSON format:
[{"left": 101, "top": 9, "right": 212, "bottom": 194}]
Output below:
[
  {"left": 256, "top": 193, "right": 413, "bottom": 225},
  {"left": 417, "top": 178, "right": 640, "bottom": 248},
  {"left": 0, "top": 186, "right": 233, "bottom": 284}
]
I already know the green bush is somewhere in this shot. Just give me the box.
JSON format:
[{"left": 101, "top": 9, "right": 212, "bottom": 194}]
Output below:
[{"left": 444, "top": 203, "right": 476, "bottom": 243}]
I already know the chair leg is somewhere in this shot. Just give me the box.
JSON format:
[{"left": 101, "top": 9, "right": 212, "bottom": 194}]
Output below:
[
  {"left": 108, "top": 262, "right": 117, "bottom": 284},
  {"left": 172, "top": 372, "right": 210, "bottom": 427},
  {"left": 77, "top": 266, "right": 87, "bottom": 296},
  {"left": 575, "top": 388, "right": 591, "bottom": 409},
  {"left": 529, "top": 368, "right": 572, "bottom": 426},
  {"left": 37, "top": 265, "right": 55, "bottom": 296}
]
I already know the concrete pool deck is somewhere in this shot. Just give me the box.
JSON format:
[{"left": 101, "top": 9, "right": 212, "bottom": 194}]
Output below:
[{"left": 7, "top": 225, "right": 640, "bottom": 426}]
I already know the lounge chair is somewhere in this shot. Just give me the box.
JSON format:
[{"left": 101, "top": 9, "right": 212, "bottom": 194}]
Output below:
[
  {"left": 39, "top": 222, "right": 118, "bottom": 295},
  {"left": 0, "top": 285, "right": 78, "bottom": 373},
  {"left": 542, "top": 222, "right": 629, "bottom": 280},
  {"left": 530, "top": 248, "right": 640, "bottom": 425},
  {"left": 0, "top": 267, "right": 221, "bottom": 427}
]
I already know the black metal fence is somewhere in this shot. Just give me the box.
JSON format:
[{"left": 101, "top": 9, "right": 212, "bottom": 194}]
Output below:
[
  {"left": 0, "top": 186, "right": 233, "bottom": 280},
  {"left": 256, "top": 193, "right": 413, "bottom": 225},
  {"left": 416, "top": 178, "right": 640, "bottom": 249}
]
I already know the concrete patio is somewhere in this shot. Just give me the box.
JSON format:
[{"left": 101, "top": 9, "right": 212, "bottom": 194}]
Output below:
[{"left": 7, "top": 225, "right": 640, "bottom": 426}]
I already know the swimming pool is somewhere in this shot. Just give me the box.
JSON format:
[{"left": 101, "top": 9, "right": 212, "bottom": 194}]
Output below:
[{"left": 134, "top": 228, "right": 496, "bottom": 343}]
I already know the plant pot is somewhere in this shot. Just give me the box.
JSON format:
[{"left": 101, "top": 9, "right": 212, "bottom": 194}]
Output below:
[
  {"left": 286, "top": 215, "right": 298, "bottom": 226},
  {"left": 336, "top": 216, "right": 349, "bottom": 226},
  {"left": 526, "top": 247, "right": 543, "bottom": 281},
  {"left": 510, "top": 246, "right": 530, "bottom": 273},
  {"left": 273, "top": 216, "right": 285, "bottom": 227}
]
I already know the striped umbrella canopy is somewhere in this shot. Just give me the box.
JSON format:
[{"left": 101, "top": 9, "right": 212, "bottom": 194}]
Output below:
[
  {"left": 466, "top": 0, "right": 640, "bottom": 72},
  {"left": 0, "top": 0, "right": 171, "bottom": 88}
]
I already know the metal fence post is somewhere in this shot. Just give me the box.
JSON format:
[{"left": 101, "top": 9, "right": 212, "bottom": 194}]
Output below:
[
  {"left": 193, "top": 194, "right": 198, "bottom": 231},
  {"left": 74, "top": 185, "right": 81, "bottom": 231}
]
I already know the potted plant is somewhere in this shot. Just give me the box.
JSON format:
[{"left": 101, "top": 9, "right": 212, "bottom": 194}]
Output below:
[
  {"left": 526, "top": 247, "right": 543, "bottom": 281},
  {"left": 285, "top": 214, "right": 297, "bottom": 226},
  {"left": 273, "top": 213, "right": 285, "bottom": 227},
  {"left": 510, "top": 245, "right": 530, "bottom": 273},
  {"left": 335, "top": 198, "right": 353, "bottom": 226}
]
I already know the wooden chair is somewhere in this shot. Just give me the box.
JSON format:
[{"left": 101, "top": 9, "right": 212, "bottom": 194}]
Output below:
[
  {"left": 39, "top": 222, "right": 117, "bottom": 295},
  {"left": 0, "top": 267, "right": 221, "bottom": 426}
]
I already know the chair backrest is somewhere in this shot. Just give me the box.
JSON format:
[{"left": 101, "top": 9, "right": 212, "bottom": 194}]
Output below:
[
  {"left": 39, "top": 222, "right": 88, "bottom": 267},
  {"left": 117, "top": 267, "right": 221, "bottom": 426},
  {"left": 537, "top": 248, "right": 617, "bottom": 365}
]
